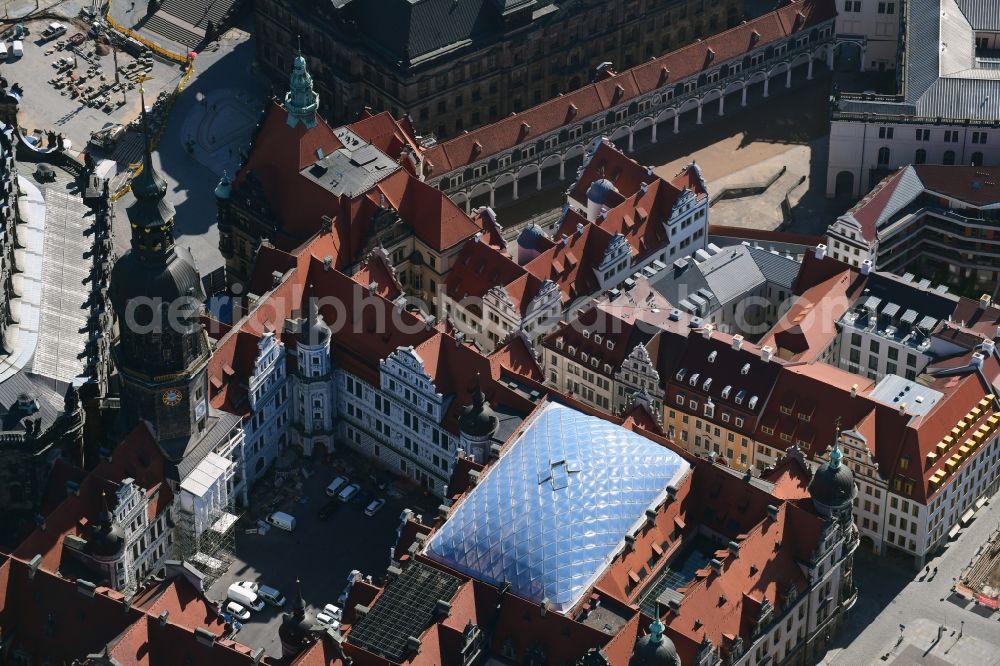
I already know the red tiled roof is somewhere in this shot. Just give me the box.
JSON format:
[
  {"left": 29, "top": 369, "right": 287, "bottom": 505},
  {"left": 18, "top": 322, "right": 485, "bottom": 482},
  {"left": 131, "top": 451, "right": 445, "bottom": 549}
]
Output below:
[
  {"left": 569, "top": 140, "right": 659, "bottom": 203},
  {"left": 845, "top": 167, "right": 911, "bottom": 242},
  {"left": 913, "top": 165, "right": 1000, "bottom": 208},
  {"left": 373, "top": 169, "right": 483, "bottom": 252},
  {"left": 446, "top": 238, "right": 533, "bottom": 307},
  {"left": 14, "top": 424, "right": 171, "bottom": 574},
  {"left": 348, "top": 110, "right": 421, "bottom": 165},
  {"left": 525, "top": 217, "right": 614, "bottom": 302},
  {"left": 423, "top": 0, "right": 836, "bottom": 174}
]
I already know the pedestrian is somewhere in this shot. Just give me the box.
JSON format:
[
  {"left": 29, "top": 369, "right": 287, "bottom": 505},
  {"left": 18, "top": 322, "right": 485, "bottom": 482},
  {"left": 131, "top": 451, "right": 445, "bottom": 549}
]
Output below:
[{"left": 130, "top": 1, "right": 135, "bottom": 10}]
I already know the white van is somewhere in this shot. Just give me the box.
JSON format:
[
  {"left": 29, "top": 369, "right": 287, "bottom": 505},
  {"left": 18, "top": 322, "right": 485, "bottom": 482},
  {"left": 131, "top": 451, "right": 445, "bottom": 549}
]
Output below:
[
  {"left": 266, "top": 511, "right": 297, "bottom": 532},
  {"left": 11, "top": 41, "right": 22, "bottom": 59},
  {"left": 227, "top": 583, "right": 265, "bottom": 611}
]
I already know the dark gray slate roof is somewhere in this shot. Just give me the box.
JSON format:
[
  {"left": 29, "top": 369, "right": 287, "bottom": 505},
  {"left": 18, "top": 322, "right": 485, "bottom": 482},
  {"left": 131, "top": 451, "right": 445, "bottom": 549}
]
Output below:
[
  {"left": 0, "top": 371, "right": 62, "bottom": 433},
  {"left": 836, "top": 0, "right": 1000, "bottom": 121},
  {"left": 352, "top": 0, "right": 493, "bottom": 64},
  {"left": 955, "top": 0, "right": 1000, "bottom": 31}
]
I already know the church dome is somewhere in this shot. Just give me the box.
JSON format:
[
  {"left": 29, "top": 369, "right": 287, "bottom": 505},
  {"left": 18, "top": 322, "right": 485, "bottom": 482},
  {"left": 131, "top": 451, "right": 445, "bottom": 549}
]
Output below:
[
  {"left": 631, "top": 617, "right": 681, "bottom": 666},
  {"left": 586, "top": 178, "right": 618, "bottom": 205},
  {"left": 808, "top": 439, "right": 857, "bottom": 509}
]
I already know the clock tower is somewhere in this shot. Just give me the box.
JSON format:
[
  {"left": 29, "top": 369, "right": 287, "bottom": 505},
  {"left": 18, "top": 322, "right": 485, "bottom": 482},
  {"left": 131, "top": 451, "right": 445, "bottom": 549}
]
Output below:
[{"left": 109, "top": 87, "right": 210, "bottom": 445}]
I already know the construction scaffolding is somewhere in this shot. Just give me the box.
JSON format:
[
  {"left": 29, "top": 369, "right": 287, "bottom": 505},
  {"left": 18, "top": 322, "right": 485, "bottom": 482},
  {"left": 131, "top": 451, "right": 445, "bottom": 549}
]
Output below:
[{"left": 174, "top": 503, "right": 241, "bottom": 589}]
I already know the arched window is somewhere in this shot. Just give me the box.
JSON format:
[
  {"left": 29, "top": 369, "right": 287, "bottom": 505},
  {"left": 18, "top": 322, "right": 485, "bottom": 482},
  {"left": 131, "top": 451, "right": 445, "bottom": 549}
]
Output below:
[
  {"left": 914, "top": 149, "right": 927, "bottom": 165},
  {"left": 971, "top": 151, "right": 984, "bottom": 166},
  {"left": 877, "top": 147, "right": 890, "bottom": 166},
  {"left": 943, "top": 150, "right": 956, "bottom": 165}
]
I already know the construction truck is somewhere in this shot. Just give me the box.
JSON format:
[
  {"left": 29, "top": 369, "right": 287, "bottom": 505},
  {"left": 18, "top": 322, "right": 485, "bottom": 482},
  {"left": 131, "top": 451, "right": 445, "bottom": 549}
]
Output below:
[{"left": 88, "top": 122, "right": 124, "bottom": 151}]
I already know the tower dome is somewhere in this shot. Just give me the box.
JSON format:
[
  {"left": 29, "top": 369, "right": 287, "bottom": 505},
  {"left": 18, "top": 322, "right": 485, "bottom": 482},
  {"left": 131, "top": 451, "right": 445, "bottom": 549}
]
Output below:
[
  {"left": 808, "top": 430, "right": 857, "bottom": 515},
  {"left": 586, "top": 178, "right": 619, "bottom": 205},
  {"left": 301, "top": 295, "right": 331, "bottom": 347},
  {"left": 87, "top": 491, "right": 124, "bottom": 557},
  {"left": 214, "top": 171, "right": 232, "bottom": 200},
  {"left": 279, "top": 579, "right": 323, "bottom": 655},
  {"left": 285, "top": 49, "right": 319, "bottom": 129},
  {"left": 631, "top": 616, "right": 681, "bottom": 666},
  {"left": 459, "top": 373, "right": 499, "bottom": 464}
]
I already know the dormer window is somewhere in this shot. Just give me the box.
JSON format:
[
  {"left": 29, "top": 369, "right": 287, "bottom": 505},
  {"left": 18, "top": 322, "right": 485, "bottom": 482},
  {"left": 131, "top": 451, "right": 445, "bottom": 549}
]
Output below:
[
  {"left": 583, "top": 330, "right": 590, "bottom": 339},
  {"left": 607, "top": 340, "right": 614, "bottom": 350},
  {"left": 721, "top": 385, "right": 732, "bottom": 399},
  {"left": 708, "top": 351, "right": 717, "bottom": 363},
  {"left": 556, "top": 338, "right": 564, "bottom": 350},
  {"left": 689, "top": 373, "right": 700, "bottom": 386},
  {"left": 749, "top": 396, "right": 758, "bottom": 410},
  {"left": 703, "top": 378, "right": 712, "bottom": 391},
  {"left": 591, "top": 357, "right": 598, "bottom": 368},
  {"left": 569, "top": 346, "right": 576, "bottom": 355},
  {"left": 741, "top": 363, "right": 750, "bottom": 375},
  {"left": 735, "top": 390, "right": 746, "bottom": 405},
  {"left": 676, "top": 369, "right": 687, "bottom": 381},
  {"left": 594, "top": 334, "right": 602, "bottom": 344}
]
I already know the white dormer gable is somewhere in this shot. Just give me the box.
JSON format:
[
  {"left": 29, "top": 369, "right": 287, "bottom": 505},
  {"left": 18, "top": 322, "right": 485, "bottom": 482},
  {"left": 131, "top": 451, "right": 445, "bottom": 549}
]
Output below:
[
  {"left": 666, "top": 188, "right": 698, "bottom": 225},
  {"left": 597, "top": 233, "right": 631, "bottom": 272}
]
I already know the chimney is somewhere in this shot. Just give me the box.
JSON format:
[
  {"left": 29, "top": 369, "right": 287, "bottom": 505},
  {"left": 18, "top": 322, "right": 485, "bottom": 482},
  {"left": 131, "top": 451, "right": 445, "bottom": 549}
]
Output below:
[
  {"left": 667, "top": 598, "right": 681, "bottom": 613},
  {"left": 438, "top": 504, "right": 451, "bottom": 520},
  {"left": 728, "top": 540, "right": 740, "bottom": 557},
  {"left": 645, "top": 508, "right": 658, "bottom": 525},
  {"left": 354, "top": 604, "right": 370, "bottom": 619},
  {"left": 761, "top": 345, "right": 774, "bottom": 362},
  {"left": 76, "top": 579, "right": 97, "bottom": 598},
  {"left": 599, "top": 205, "right": 608, "bottom": 219},
  {"left": 435, "top": 599, "right": 452, "bottom": 618},
  {"left": 624, "top": 534, "right": 636, "bottom": 551},
  {"left": 640, "top": 182, "right": 649, "bottom": 194},
  {"left": 490, "top": 443, "right": 502, "bottom": 459},
  {"left": 540, "top": 598, "right": 550, "bottom": 616},
  {"left": 194, "top": 627, "right": 217, "bottom": 648},
  {"left": 850, "top": 383, "right": 858, "bottom": 398},
  {"left": 474, "top": 231, "right": 484, "bottom": 243},
  {"left": 732, "top": 334, "right": 744, "bottom": 351},
  {"left": 982, "top": 340, "right": 996, "bottom": 356},
  {"left": 814, "top": 243, "right": 827, "bottom": 260},
  {"left": 766, "top": 504, "right": 779, "bottom": 521},
  {"left": 28, "top": 554, "right": 42, "bottom": 579},
  {"left": 971, "top": 352, "right": 985, "bottom": 369},
  {"left": 271, "top": 270, "right": 283, "bottom": 287},
  {"left": 252, "top": 648, "right": 265, "bottom": 664},
  {"left": 322, "top": 255, "right": 333, "bottom": 271},
  {"left": 702, "top": 323, "right": 715, "bottom": 339},
  {"left": 455, "top": 331, "right": 465, "bottom": 348},
  {"left": 709, "top": 558, "right": 723, "bottom": 574},
  {"left": 980, "top": 294, "right": 991, "bottom": 309},
  {"left": 368, "top": 281, "right": 377, "bottom": 296},
  {"left": 576, "top": 222, "right": 584, "bottom": 236},
  {"left": 860, "top": 259, "right": 872, "bottom": 276},
  {"left": 899, "top": 402, "right": 907, "bottom": 415},
  {"left": 468, "top": 469, "right": 481, "bottom": 486},
  {"left": 406, "top": 636, "right": 422, "bottom": 655},
  {"left": 159, "top": 610, "right": 169, "bottom": 625},
  {"left": 666, "top": 484, "right": 678, "bottom": 501}
]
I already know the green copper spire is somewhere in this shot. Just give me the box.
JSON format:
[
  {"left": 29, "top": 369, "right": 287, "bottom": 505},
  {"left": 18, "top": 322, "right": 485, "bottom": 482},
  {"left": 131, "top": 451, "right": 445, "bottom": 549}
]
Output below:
[
  {"left": 829, "top": 425, "right": 843, "bottom": 469},
  {"left": 285, "top": 40, "right": 319, "bottom": 129},
  {"left": 649, "top": 615, "right": 666, "bottom": 644}
]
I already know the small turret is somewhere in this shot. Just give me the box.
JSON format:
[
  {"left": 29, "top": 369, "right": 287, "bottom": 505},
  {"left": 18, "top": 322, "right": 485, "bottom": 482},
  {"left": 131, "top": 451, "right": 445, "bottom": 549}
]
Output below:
[
  {"left": 458, "top": 373, "right": 499, "bottom": 464},
  {"left": 285, "top": 44, "right": 319, "bottom": 130},
  {"left": 808, "top": 427, "right": 857, "bottom": 519},
  {"left": 631, "top": 611, "right": 681, "bottom": 666}
]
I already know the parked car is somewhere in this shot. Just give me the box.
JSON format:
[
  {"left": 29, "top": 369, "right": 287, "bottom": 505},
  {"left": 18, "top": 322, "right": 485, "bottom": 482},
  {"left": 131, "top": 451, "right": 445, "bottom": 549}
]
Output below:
[
  {"left": 325, "top": 475, "right": 349, "bottom": 497},
  {"left": 337, "top": 483, "right": 361, "bottom": 503},
  {"left": 364, "top": 498, "right": 386, "bottom": 516},
  {"left": 235, "top": 580, "right": 259, "bottom": 593},
  {"left": 227, "top": 583, "right": 265, "bottom": 612},
  {"left": 41, "top": 22, "right": 66, "bottom": 41},
  {"left": 266, "top": 511, "right": 297, "bottom": 532},
  {"left": 258, "top": 584, "right": 286, "bottom": 607},
  {"left": 315, "top": 612, "right": 341, "bottom": 629},
  {"left": 322, "top": 604, "right": 343, "bottom": 621},
  {"left": 318, "top": 499, "right": 340, "bottom": 520},
  {"left": 225, "top": 601, "right": 251, "bottom": 621}
]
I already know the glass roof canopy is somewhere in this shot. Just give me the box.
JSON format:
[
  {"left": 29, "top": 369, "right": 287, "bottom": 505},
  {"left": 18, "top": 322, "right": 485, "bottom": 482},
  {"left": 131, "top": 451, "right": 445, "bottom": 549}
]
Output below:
[{"left": 425, "top": 402, "right": 690, "bottom": 613}]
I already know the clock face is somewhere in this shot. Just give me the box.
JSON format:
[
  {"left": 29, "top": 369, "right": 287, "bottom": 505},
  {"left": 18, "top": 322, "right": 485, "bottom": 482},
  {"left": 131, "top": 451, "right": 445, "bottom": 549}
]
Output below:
[{"left": 161, "top": 388, "right": 183, "bottom": 407}]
